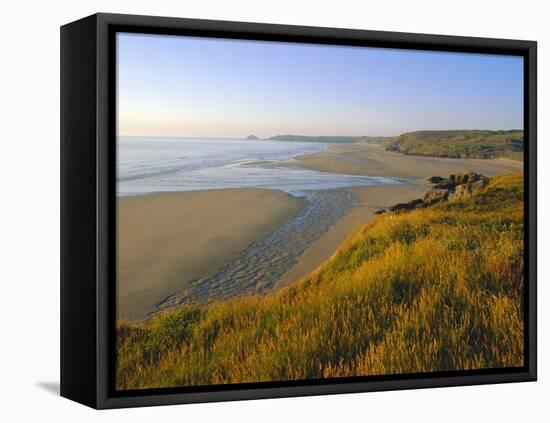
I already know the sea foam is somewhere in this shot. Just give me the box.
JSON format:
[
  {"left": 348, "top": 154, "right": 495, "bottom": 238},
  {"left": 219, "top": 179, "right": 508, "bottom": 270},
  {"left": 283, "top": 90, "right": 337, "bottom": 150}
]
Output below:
[{"left": 117, "top": 136, "right": 398, "bottom": 197}]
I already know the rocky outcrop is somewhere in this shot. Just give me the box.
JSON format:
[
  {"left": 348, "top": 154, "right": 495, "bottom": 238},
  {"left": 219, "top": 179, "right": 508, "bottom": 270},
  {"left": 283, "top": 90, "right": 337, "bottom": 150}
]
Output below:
[
  {"left": 454, "top": 177, "right": 489, "bottom": 198},
  {"left": 390, "top": 198, "right": 424, "bottom": 212},
  {"left": 433, "top": 180, "right": 455, "bottom": 189},
  {"left": 423, "top": 188, "right": 450, "bottom": 206},
  {"left": 377, "top": 172, "right": 488, "bottom": 215},
  {"left": 246, "top": 134, "right": 259, "bottom": 140},
  {"left": 430, "top": 172, "right": 486, "bottom": 190},
  {"left": 427, "top": 176, "right": 445, "bottom": 184},
  {"left": 430, "top": 172, "right": 489, "bottom": 201}
]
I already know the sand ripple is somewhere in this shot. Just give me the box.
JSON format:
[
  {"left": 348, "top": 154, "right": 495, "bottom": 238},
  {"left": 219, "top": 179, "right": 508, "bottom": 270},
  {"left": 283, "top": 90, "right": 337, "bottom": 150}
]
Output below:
[{"left": 155, "top": 190, "right": 356, "bottom": 312}]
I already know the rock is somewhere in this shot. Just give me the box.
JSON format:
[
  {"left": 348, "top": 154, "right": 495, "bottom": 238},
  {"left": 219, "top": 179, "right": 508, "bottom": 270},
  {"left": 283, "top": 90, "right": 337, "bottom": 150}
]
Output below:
[
  {"left": 434, "top": 180, "right": 455, "bottom": 189},
  {"left": 390, "top": 198, "right": 424, "bottom": 212},
  {"left": 474, "top": 176, "right": 490, "bottom": 189},
  {"left": 246, "top": 134, "right": 259, "bottom": 140},
  {"left": 428, "top": 176, "right": 445, "bottom": 184},
  {"left": 454, "top": 172, "right": 482, "bottom": 186},
  {"left": 435, "top": 172, "right": 483, "bottom": 190},
  {"left": 429, "top": 175, "right": 455, "bottom": 189},
  {"left": 378, "top": 172, "right": 488, "bottom": 218},
  {"left": 454, "top": 176, "right": 489, "bottom": 198},
  {"left": 423, "top": 188, "right": 450, "bottom": 205},
  {"left": 454, "top": 184, "right": 471, "bottom": 198}
]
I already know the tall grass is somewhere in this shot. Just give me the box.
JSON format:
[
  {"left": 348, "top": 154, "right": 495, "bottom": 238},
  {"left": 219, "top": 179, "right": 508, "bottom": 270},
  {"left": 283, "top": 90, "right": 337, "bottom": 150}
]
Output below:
[{"left": 116, "top": 173, "right": 524, "bottom": 389}]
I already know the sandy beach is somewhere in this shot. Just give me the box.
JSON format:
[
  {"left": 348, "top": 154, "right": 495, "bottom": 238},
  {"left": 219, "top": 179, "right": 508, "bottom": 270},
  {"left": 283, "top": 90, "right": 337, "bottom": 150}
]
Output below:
[
  {"left": 117, "top": 189, "right": 304, "bottom": 320},
  {"left": 274, "top": 143, "right": 522, "bottom": 285},
  {"left": 117, "top": 143, "right": 523, "bottom": 320},
  {"left": 294, "top": 142, "right": 522, "bottom": 179}
]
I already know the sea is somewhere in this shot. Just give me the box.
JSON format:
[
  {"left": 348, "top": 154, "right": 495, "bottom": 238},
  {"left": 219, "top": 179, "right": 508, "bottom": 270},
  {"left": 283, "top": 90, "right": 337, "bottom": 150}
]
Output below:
[
  {"left": 117, "top": 136, "right": 399, "bottom": 197},
  {"left": 117, "top": 136, "right": 403, "bottom": 305}
]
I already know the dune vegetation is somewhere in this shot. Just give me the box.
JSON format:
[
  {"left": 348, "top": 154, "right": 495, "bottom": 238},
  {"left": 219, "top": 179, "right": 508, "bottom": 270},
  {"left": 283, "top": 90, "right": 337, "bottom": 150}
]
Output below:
[
  {"left": 386, "top": 130, "right": 524, "bottom": 160},
  {"left": 116, "top": 172, "right": 524, "bottom": 390}
]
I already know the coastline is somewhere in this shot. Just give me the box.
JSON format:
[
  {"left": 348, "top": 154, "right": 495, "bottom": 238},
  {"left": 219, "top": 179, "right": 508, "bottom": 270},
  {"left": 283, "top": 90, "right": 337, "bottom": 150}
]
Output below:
[
  {"left": 117, "top": 142, "right": 523, "bottom": 321},
  {"left": 276, "top": 143, "right": 522, "bottom": 286},
  {"left": 275, "top": 183, "right": 426, "bottom": 289},
  {"left": 293, "top": 142, "right": 522, "bottom": 179}
]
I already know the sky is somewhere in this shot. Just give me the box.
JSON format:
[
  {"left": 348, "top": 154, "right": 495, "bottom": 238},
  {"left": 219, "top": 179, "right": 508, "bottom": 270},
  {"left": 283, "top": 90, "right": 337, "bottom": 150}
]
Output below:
[{"left": 117, "top": 32, "right": 524, "bottom": 138}]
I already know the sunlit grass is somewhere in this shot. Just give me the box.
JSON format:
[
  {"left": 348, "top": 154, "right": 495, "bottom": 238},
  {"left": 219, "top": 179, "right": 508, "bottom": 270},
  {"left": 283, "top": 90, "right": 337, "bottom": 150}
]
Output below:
[{"left": 116, "top": 172, "right": 524, "bottom": 389}]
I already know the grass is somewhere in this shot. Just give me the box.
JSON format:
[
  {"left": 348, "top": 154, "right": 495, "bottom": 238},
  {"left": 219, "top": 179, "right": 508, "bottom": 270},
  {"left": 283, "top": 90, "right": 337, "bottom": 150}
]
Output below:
[
  {"left": 385, "top": 130, "right": 524, "bottom": 160},
  {"left": 116, "top": 172, "right": 524, "bottom": 390}
]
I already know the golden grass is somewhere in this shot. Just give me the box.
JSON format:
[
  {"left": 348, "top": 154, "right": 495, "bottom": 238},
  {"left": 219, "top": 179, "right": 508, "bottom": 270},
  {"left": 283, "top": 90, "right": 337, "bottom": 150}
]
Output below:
[{"left": 116, "top": 172, "right": 524, "bottom": 390}]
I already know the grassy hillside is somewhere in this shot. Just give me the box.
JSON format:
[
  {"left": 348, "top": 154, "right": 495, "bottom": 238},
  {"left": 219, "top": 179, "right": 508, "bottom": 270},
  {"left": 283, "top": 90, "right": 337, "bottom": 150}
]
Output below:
[
  {"left": 116, "top": 173, "right": 524, "bottom": 390},
  {"left": 386, "top": 130, "right": 524, "bottom": 160}
]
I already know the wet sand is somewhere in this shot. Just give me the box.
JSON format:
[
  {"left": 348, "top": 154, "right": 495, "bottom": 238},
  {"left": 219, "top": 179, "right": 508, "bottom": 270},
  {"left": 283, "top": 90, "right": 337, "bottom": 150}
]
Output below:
[
  {"left": 275, "top": 143, "right": 523, "bottom": 286},
  {"left": 117, "top": 189, "right": 304, "bottom": 320},
  {"left": 155, "top": 190, "right": 359, "bottom": 313},
  {"left": 294, "top": 142, "right": 522, "bottom": 179},
  {"left": 275, "top": 183, "right": 426, "bottom": 289},
  {"left": 118, "top": 143, "right": 523, "bottom": 320}
]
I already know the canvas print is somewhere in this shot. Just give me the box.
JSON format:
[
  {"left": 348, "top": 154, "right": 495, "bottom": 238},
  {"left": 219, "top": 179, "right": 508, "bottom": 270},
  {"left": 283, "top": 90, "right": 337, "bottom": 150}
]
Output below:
[{"left": 115, "top": 33, "right": 525, "bottom": 390}]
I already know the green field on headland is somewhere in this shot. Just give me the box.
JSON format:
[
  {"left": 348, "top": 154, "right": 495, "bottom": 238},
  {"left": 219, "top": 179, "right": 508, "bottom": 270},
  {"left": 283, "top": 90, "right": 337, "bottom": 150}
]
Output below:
[
  {"left": 116, "top": 172, "right": 524, "bottom": 390},
  {"left": 266, "top": 130, "right": 524, "bottom": 160}
]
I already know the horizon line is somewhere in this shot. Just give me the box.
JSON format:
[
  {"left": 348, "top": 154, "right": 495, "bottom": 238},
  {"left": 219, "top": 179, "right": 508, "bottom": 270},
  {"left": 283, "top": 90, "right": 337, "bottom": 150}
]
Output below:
[{"left": 117, "top": 128, "right": 524, "bottom": 140}]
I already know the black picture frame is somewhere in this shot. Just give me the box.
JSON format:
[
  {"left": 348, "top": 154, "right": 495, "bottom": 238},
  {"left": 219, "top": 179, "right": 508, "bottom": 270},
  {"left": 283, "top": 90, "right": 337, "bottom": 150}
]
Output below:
[{"left": 60, "top": 12, "right": 537, "bottom": 409}]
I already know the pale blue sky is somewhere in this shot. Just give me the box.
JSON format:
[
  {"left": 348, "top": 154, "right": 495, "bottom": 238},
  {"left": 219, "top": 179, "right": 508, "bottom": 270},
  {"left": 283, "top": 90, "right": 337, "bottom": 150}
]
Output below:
[{"left": 117, "top": 32, "right": 523, "bottom": 138}]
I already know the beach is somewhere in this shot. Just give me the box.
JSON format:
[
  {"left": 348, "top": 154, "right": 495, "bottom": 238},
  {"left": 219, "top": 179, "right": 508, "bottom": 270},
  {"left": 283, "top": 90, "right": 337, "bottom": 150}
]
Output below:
[
  {"left": 294, "top": 142, "right": 522, "bottom": 179},
  {"left": 117, "top": 188, "right": 304, "bottom": 320},
  {"left": 117, "top": 140, "right": 523, "bottom": 320},
  {"left": 275, "top": 183, "right": 427, "bottom": 289},
  {"left": 275, "top": 143, "right": 522, "bottom": 286}
]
